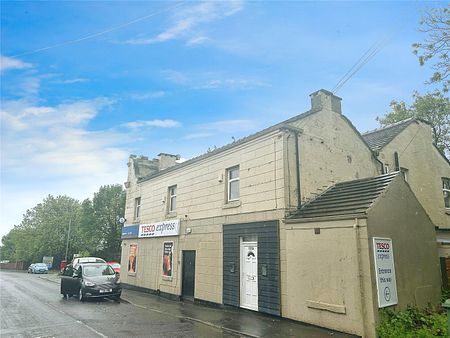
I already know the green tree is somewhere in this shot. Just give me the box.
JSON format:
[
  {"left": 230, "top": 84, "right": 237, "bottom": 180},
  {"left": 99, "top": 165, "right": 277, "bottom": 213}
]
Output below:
[
  {"left": 79, "top": 185, "right": 125, "bottom": 261},
  {"left": 412, "top": 7, "right": 450, "bottom": 91},
  {"left": 0, "top": 195, "right": 82, "bottom": 263},
  {"left": 377, "top": 91, "right": 450, "bottom": 157},
  {"left": 0, "top": 228, "right": 20, "bottom": 261}
]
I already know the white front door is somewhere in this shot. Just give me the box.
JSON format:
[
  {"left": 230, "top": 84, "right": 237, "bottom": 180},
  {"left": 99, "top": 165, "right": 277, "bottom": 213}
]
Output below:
[{"left": 240, "top": 241, "right": 258, "bottom": 311}]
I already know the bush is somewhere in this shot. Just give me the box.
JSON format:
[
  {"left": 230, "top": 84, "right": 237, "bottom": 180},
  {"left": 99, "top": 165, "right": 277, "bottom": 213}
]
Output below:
[{"left": 377, "top": 305, "right": 447, "bottom": 337}]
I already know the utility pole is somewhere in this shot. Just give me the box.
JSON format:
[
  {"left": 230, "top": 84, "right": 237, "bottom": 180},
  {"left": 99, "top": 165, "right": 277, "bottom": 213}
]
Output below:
[{"left": 64, "top": 215, "right": 72, "bottom": 262}]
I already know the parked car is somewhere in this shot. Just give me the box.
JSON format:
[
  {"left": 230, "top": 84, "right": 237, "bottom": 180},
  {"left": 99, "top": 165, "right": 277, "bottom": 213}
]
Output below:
[
  {"left": 60, "top": 262, "right": 121, "bottom": 301},
  {"left": 107, "top": 262, "right": 120, "bottom": 274},
  {"left": 29, "top": 263, "right": 48, "bottom": 274},
  {"left": 27, "top": 264, "right": 35, "bottom": 273},
  {"left": 72, "top": 257, "right": 106, "bottom": 270}
]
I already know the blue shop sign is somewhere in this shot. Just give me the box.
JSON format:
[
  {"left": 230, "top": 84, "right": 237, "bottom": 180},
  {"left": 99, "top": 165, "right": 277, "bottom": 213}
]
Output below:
[{"left": 121, "top": 224, "right": 139, "bottom": 239}]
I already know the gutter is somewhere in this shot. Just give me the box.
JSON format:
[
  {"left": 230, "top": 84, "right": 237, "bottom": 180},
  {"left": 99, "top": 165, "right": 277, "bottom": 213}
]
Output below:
[
  {"left": 372, "top": 151, "right": 384, "bottom": 174},
  {"left": 280, "top": 125, "right": 303, "bottom": 209},
  {"left": 354, "top": 218, "right": 368, "bottom": 338}
]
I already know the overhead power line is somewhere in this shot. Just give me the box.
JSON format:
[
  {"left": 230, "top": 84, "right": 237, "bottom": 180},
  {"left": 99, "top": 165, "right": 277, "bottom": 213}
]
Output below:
[
  {"left": 11, "top": 1, "right": 185, "bottom": 58},
  {"left": 332, "top": 33, "right": 392, "bottom": 94}
]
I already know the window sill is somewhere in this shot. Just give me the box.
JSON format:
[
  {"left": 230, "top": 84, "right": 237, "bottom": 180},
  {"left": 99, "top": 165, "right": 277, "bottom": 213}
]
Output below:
[
  {"left": 223, "top": 200, "right": 241, "bottom": 209},
  {"left": 162, "top": 276, "right": 173, "bottom": 281},
  {"left": 445, "top": 209, "right": 450, "bottom": 215}
]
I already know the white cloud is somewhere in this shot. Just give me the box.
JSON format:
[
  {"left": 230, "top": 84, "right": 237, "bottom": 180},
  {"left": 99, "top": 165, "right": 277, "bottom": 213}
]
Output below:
[
  {"left": 20, "top": 76, "right": 41, "bottom": 97},
  {"left": 186, "top": 36, "right": 210, "bottom": 46},
  {"left": 163, "top": 69, "right": 267, "bottom": 90},
  {"left": 182, "top": 132, "right": 213, "bottom": 140},
  {"left": 23, "top": 106, "right": 56, "bottom": 116},
  {"left": 1, "top": 97, "right": 123, "bottom": 172},
  {"left": 1, "top": 97, "right": 113, "bottom": 131},
  {"left": 128, "top": 91, "right": 166, "bottom": 100},
  {"left": 161, "top": 70, "right": 189, "bottom": 85},
  {"left": 125, "top": 1, "right": 243, "bottom": 45},
  {"left": 194, "top": 78, "right": 267, "bottom": 90},
  {"left": 0, "top": 55, "right": 32, "bottom": 73},
  {"left": 54, "top": 78, "right": 90, "bottom": 84},
  {"left": 122, "top": 119, "right": 181, "bottom": 129}
]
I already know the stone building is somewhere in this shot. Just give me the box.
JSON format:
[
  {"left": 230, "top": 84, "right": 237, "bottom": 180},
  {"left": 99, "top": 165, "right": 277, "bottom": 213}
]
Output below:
[
  {"left": 119, "top": 90, "right": 443, "bottom": 337},
  {"left": 362, "top": 119, "right": 450, "bottom": 284}
]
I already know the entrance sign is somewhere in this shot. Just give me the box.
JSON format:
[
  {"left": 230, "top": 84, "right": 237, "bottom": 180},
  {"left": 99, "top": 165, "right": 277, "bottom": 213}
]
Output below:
[
  {"left": 373, "top": 237, "right": 398, "bottom": 308},
  {"left": 139, "top": 220, "right": 180, "bottom": 238}
]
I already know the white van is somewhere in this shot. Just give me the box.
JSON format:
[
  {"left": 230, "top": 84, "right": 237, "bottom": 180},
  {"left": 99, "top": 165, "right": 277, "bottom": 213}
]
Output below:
[{"left": 72, "top": 257, "right": 105, "bottom": 270}]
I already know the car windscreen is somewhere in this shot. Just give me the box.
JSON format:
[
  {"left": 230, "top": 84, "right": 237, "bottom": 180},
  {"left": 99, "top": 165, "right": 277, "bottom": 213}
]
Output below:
[
  {"left": 82, "top": 265, "right": 115, "bottom": 277},
  {"left": 35, "top": 263, "right": 47, "bottom": 267}
]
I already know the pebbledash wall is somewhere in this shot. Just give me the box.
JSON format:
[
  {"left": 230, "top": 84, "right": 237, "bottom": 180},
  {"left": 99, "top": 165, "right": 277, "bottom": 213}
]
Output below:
[{"left": 119, "top": 90, "right": 441, "bottom": 337}]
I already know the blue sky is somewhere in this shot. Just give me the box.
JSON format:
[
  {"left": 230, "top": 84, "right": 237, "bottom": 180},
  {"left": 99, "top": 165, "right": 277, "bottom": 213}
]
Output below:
[{"left": 0, "top": 1, "right": 445, "bottom": 238}]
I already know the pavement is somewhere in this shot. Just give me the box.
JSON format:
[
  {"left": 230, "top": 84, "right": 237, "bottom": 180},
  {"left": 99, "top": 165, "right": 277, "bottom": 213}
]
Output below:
[{"left": 39, "top": 272, "right": 358, "bottom": 338}]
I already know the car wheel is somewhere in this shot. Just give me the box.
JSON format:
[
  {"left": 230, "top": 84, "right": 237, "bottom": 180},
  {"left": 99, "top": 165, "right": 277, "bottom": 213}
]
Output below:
[{"left": 78, "top": 289, "right": 85, "bottom": 302}]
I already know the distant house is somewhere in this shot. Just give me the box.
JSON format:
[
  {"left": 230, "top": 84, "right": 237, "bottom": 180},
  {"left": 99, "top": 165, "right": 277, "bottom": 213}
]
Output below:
[
  {"left": 120, "top": 90, "right": 442, "bottom": 338},
  {"left": 363, "top": 119, "right": 450, "bottom": 274}
]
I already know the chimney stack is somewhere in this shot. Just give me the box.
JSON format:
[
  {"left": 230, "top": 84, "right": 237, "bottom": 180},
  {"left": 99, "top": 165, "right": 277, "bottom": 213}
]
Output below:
[
  {"left": 158, "top": 153, "right": 180, "bottom": 171},
  {"left": 310, "top": 89, "right": 342, "bottom": 114}
]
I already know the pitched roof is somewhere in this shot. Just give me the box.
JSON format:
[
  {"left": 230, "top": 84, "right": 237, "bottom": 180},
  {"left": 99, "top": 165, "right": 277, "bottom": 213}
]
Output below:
[
  {"left": 362, "top": 118, "right": 418, "bottom": 151},
  {"left": 289, "top": 172, "right": 399, "bottom": 220},
  {"left": 138, "top": 107, "right": 321, "bottom": 183},
  {"left": 137, "top": 93, "right": 374, "bottom": 184}
]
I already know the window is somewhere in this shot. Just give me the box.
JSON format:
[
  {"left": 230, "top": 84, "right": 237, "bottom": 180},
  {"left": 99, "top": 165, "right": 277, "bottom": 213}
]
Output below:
[
  {"left": 227, "top": 166, "right": 240, "bottom": 202},
  {"left": 400, "top": 167, "right": 409, "bottom": 182},
  {"left": 168, "top": 185, "right": 177, "bottom": 212},
  {"left": 384, "top": 163, "right": 389, "bottom": 174},
  {"left": 134, "top": 197, "right": 141, "bottom": 219},
  {"left": 443, "top": 178, "right": 450, "bottom": 209}
]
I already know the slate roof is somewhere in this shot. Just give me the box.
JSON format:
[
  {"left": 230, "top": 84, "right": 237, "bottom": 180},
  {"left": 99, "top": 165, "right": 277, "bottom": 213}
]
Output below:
[
  {"left": 362, "top": 118, "right": 418, "bottom": 151},
  {"left": 289, "top": 172, "right": 399, "bottom": 220}
]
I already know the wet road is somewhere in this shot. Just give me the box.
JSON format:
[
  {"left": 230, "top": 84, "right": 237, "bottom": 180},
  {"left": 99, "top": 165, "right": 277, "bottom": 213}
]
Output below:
[{"left": 0, "top": 270, "right": 237, "bottom": 338}]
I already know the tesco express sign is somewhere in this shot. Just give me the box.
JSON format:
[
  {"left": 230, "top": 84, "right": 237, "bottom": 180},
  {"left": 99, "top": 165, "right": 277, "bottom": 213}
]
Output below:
[{"left": 139, "top": 220, "right": 180, "bottom": 238}]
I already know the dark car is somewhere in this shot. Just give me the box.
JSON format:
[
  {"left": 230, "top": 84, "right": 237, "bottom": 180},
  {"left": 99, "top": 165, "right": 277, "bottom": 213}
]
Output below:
[{"left": 60, "top": 262, "right": 121, "bottom": 301}]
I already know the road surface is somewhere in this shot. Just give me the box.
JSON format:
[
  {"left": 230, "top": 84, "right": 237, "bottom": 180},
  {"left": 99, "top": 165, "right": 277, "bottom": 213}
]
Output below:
[{"left": 0, "top": 270, "right": 237, "bottom": 338}]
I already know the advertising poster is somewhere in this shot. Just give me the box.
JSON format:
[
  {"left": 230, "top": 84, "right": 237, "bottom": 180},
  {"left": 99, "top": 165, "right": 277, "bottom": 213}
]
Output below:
[
  {"left": 128, "top": 243, "right": 138, "bottom": 274},
  {"left": 162, "top": 242, "right": 173, "bottom": 277},
  {"left": 373, "top": 237, "right": 398, "bottom": 308}
]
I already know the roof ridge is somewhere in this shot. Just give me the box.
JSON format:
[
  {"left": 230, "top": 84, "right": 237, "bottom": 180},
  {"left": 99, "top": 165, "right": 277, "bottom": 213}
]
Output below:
[
  {"left": 334, "top": 172, "right": 398, "bottom": 186},
  {"left": 362, "top": 118, "right": 414, "bottom": 136},
  {"left": 138, "top": 108, "right": 321, "bottom": 183}
]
